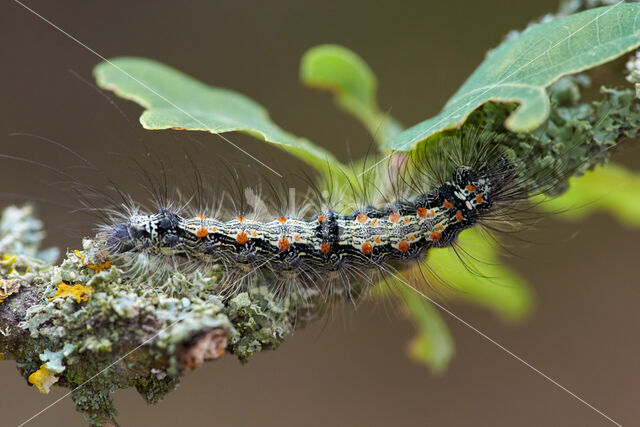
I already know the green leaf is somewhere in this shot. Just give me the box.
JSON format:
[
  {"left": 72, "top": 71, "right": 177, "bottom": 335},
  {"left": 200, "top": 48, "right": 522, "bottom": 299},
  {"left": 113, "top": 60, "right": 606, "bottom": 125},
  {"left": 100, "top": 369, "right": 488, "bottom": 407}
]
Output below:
[
  {"left": 376, "top": 227, "right": 531, "bottom": 372},
  {"left": 395, "top": 285, "right": 454, "bottom": 373},
  {"left": 301, "top": 45, "right": 403, "bottom": 145},
  {"left": 387, "top": 4, "right": 640, "bottom": 151},
  {"left": 427, "top": 229, "right": 533, "bottom": 321},
  {"left": 93, "top": 57, "right": 341, "bottom": 174},
  {"left": 537, "top": 163, "right": 640, "bottom": 226}
]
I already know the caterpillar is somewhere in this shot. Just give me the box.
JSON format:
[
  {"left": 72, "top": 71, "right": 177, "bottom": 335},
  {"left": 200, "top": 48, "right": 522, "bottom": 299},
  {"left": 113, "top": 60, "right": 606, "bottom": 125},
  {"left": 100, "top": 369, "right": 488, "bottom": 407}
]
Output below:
[
  {"left": 87, "top": 128, "right": 571, "bottom": 304},
  {"left": 2, "top": 97, "right": 616, "bottom": 310}
]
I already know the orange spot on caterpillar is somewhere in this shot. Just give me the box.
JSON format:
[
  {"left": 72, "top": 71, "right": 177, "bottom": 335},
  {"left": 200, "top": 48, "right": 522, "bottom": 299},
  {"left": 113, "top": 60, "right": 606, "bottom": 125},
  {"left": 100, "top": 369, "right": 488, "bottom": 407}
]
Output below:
[
  {"left": 430, "top": 231, "right": 442, "bottom": 241},
  {"left": 436, "top": 224, "right": 444, "bottom": 231},
  {"left": 389, "top": 212, "right": 400, "bottom": 223},
  {"left": 196, "top": 228, "right": 209, "bottom": 238},
  {"left": 371, "top": 218, "right": 378, "bottom": 226},
  {"left": 277, "top": 216, "right": 287, "bottom": 223},
  {"left": 374, "top": 236, "right": 381, "bottom": 244},
  {"left": 398, "top": 240, "right": 410, "bottom": 252},
  {"left": 456, "top": 210, "right": 463, "bottom": 221},
  {"left": 291, "top": 220, "right": 299, "bottom": 225},
  {"left": 408, "top": 234, "right": 416, "bottom": 241},
  {"left": 210, "top": 226, "right": 218, "bottom": 232},
  {"left": 294, "top": 233, "right": 301, "bottom": 242},
  {"left": 235, "top": 216, "right": 245, "bottom": 222},
  {"left": 171, "top": 126, "right": 186, "bottom": 130},
  {"left": 236, "top": 232, "right": 248, "bottom": 244},
  {"left": 466, "top": 185, "right": 476, "bottom": 192},
  {"left": 251, "top": 230, "right": 258, "bottom": 237},
  {"left": 443, "top": 200, "right": 453, "bottom": 209},
  {"left": 361, "top": 241, "right": 373, "bottom": 255},
  {"left": 476, "top": 194, "right": 483, "bottom": 204},
  {"left": 321, "top": 242, "right": 331, "bottom": 254},
  {"left": 196, "top": 215, "right": 206, "bottom": 220},
  {"left": 428, "top": 209, "right": 435, "bottom": 218},
  {"left": 403, "top": 216, "right": 411, "bottom": 224},
  {"left": 357, "top": 214, "right": 368, "bottom": 224},
  {"left": 317, "top": 215, "right": 326, "bottom": 223},
  {"left": 417, "top": 207, "right": 427, "bottom": 218},
  {"left": 278, "top": 237, "right": 290, "bottom": 251}
]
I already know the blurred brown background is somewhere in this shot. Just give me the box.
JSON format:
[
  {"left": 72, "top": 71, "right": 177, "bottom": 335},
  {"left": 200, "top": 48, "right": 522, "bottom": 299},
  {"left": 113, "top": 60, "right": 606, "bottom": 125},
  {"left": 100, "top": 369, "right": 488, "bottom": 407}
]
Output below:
[{"left": 1, "top": 1, "right": 639, "bottom": 426}]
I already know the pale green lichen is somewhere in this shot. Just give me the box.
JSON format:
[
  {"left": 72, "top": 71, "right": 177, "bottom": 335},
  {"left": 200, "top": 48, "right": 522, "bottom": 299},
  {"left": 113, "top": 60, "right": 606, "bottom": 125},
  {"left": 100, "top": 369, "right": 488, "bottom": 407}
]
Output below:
[
  {"left": 0, "top": 205, "right": 58, "bottom": 263},
  {"left": 39, "top": 343, "right": 75, "bottom": 374}
]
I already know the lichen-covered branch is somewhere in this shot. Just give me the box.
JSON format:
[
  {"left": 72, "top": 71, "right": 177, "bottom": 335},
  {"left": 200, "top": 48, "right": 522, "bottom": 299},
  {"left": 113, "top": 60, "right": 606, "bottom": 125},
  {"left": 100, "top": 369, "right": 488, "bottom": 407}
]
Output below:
[{"left": 0, "top": 206, "right": 316, "bottom": 426}]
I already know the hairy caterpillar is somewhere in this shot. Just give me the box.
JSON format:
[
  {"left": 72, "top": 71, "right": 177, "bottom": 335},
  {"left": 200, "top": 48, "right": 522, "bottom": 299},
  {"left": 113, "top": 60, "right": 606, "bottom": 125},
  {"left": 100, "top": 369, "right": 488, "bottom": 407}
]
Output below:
[
  {"left": 1, "top": 81, "right": 620, "bottom": 314},
  {"left": 82, "top": 127, "right": 584, "bottom": 306}
]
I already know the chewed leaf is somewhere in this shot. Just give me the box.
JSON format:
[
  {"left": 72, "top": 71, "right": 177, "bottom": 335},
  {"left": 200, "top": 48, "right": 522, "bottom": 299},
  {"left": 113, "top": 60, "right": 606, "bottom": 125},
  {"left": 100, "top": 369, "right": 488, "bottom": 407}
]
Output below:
[
  {"left": 301, "top": 44, "right": 402, "bottom": 145},
  {"left": 537, "top": 163, "right": 640, "bottom": 227},
  {"left": 94, "top": 57, "right": 340, "bottom": 174},
  {"left": 387, "top": 4, "right": 640, "bottom": 151},
  {"left": 427, "top": 229, "right": 533, "bottom": 320}
]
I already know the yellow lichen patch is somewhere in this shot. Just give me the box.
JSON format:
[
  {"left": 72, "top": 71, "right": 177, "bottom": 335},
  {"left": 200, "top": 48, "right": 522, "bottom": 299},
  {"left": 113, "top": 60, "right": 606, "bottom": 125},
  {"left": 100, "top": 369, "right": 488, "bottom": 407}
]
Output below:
[
  {"left": 87, "top": 260, "right": 112, "bottom": 272},
  {"left": 1, "top": 253, "right": 17, "bottom": 267},
  {"left": 73, "top": 249, "right": 86, "bottom": 263},
  {"left": 28, "top": 364, "right": 59, "bottom": 394},
  {"left": 73, "top": 250, "right": 112, "bottom": 272},
  {"left": 0, "top": 279, "right": 20, "bottom": 303},
  {"left": 49, "top": 283, "right": 94, "bottom": 303}
]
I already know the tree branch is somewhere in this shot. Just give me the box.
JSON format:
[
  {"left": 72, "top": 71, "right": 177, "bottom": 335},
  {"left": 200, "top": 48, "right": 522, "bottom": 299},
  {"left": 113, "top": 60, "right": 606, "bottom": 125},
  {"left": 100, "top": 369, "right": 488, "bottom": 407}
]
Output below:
[{"left": 0, "top": 206, "right": 314, "bottom": 426}]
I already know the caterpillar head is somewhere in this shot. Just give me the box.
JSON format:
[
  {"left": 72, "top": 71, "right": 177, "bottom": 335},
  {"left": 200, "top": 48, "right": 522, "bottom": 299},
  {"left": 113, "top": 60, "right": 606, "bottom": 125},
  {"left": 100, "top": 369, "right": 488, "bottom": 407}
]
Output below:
[{"left": 102, "top": 209, "right": 183, "bottom": 254}]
